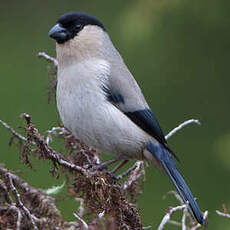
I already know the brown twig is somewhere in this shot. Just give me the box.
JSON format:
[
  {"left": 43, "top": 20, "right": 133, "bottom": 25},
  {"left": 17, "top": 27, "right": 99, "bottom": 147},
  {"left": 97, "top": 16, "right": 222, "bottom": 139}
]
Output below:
[
  {"left": 0, "top": 179, "right": 13, "bottom": 204},
  {"left": 0, "top": 166, "right": 82, "bottom": 229},
  {"left": 20, "top": 112, "right": 143, "bottom": 229},
  {"left": 38, "top": 52, "right": 58, "bottom": 103},
  {"left": 5, "top": 173, "right": 39, "bottom": 230},
  {"left": 116, "top": 161, "right": 141, "bottom": 180},
  {"left": 21, "top": 113, "right": 88, "bottom": 177},
  {"left": 37, "top": 52, "right": 58, "bottom": 69},
  {"left": 9, "top": 206, "right": 22, "bottom": 230},
  {"left": 0, "top": 119, "right": 30, "bottom": 144},
  {"left": 0, "top": 115, "right": 205, "bottom": 229}
]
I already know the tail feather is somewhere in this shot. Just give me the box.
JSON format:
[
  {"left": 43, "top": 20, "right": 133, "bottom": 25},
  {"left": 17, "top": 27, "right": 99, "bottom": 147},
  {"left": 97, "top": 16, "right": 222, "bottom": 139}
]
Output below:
[{"left": 146, "top": 142, "right": 204, "bottom": 225}]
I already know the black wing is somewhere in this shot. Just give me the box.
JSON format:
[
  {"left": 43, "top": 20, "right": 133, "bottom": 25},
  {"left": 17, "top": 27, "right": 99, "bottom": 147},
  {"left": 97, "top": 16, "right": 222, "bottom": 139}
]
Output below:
[
  {"left": 124, "top": 109, "right": 179, "bottom": 161},
  {"left": 104, "top": 87, "right": 179, "bottom": 160},
  {"left": 125, "top": 109, "right": 167, "bottom": 147}
]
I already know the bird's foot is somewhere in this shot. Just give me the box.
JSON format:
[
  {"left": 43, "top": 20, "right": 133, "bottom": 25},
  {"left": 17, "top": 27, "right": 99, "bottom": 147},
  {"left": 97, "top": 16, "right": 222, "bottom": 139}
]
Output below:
[
  {"left": 89, "top": 163, "right": 117, "bottom": 181},
  {"left": 89, "top": 163, "right": 108, "bottom": 171},
  {"left": 89, "top": 158, "right": 121, "bottom": 171}
]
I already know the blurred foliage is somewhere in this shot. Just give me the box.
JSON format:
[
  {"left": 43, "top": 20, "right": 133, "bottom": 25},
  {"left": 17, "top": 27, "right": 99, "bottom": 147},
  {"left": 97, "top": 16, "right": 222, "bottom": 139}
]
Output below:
[{"left": 1, "top": 0, "right": 230, "bottom": 229}]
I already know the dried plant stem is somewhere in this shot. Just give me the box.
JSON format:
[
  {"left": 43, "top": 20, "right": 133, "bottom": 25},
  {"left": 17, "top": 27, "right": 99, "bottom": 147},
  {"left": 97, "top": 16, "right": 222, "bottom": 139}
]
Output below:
[
  {"left": 5, "top": 173, "right": 39, "bottom": 230},
  {"left": 73, "top": 212, "right": 89, "bottom": 230},
  {"left": 37, "top": 52, "right": 58, "bottom": 69},
  {"left": 157, "top": 204, "right": 187, "bottom": 230},
  {"left": 216, "top": 210, "right": 230, "bottom": 219},
  {"left": 165, "top": 119, "right": 200, "bottom": 140},
  {"left": 0, "top": 119, "right": 28, "bottom": 143}
]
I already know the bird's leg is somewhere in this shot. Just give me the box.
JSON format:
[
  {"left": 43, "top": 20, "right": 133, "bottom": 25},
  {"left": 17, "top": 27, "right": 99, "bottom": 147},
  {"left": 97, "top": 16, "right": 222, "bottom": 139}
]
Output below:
[
  {"left": 91, "top": 157, "right": 122, "bottom": 171},
  {"left": 111, "top": 160, "right": 129, "bottom": 174}
]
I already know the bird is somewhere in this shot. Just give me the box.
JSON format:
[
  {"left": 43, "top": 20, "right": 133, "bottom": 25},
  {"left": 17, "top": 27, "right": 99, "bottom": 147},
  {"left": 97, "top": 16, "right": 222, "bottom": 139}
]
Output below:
[{"left": 48, "top": 12, "right": 204, "bottom": 225}]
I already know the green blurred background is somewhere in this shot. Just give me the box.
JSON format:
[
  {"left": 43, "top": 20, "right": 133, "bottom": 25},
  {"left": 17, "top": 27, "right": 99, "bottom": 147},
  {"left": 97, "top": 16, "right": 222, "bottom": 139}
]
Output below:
[{"left": 1, "top": 0, "right": 230, "bottom": 229}]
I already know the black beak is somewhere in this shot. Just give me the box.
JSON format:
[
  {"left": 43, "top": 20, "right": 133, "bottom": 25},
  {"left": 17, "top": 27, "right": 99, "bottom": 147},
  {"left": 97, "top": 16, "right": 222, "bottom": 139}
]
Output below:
[{"left": 48, "top": 24, "right": 68, "bottom": 43}]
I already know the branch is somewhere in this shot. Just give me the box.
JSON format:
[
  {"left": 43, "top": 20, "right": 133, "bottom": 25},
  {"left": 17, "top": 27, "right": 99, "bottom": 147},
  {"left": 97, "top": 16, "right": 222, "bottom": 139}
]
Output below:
[
  {"left": 0, "top": 119, "right": 29, "bottom": 144},
  {"left": 37, "top": 52, "right": 58, "bottom": 103},
  {"left": 116, "top": 161, "right": 142, "bottom": 180},
  {"left": 182, "top": 208, "right": 187, "bottom": 230},
  {"left": 9, "top": 206, "right": 22, "bottom": 230},
  {"left": 117, "top": 118, "right": 201, "bottom": 181},
  {"left": 0, "top": 165, "right": 82, "bottom": 229},
  {"left": 165, "top": 119, "right": 201, "bottom": 140},
  {"left": 0, "top": 179, "right": 13, "bottom": 204},
  {"left": 157, "top": 204, "right": 187, "bottom": 230},
  {"left": 75, "top": 198, "right": 85, "bottom": 217},
  {"left": 123, "top": 161, "right": 145, "bottom": 190},
  {"left": 37, "top": 52, "right": 58, "bottom": 70},
  {"left": 160, "top": 191, "right": 208, "bottom": 230},
  {"left": 73, "top": 213, "right": 89, "bottom": 230},
  {"left": 216, "top": 203, "right": 230, "bottom": 220},
  {"left": 190, "top": 211, "right": 208, "bottom": 230},
  {"left": 216, "top": 210, "right": 230, "bottom": 219},
  {"left": 5, "top": 173, "right": 39, "bottom": 230},
  {"left": 0, "top": 116, "right": 204, "bottom": 229},
  {"left": 21, "top": 113, "right": 88, "bottom": 177},
  {"left": 21, "top": 112, "right": 143, "bottom": 229}
]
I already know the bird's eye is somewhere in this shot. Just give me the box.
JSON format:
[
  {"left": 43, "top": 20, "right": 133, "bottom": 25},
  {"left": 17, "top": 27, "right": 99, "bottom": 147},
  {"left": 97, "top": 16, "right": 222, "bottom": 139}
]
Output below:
[{"left": 75, "top": 24, "right": 82, "bottom": 30}]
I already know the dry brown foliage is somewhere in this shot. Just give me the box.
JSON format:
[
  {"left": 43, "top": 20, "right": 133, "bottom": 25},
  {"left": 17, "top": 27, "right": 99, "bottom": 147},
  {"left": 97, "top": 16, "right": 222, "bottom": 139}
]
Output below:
[{"left": 0, "top": 113, "right": 145, "bottom": 230}]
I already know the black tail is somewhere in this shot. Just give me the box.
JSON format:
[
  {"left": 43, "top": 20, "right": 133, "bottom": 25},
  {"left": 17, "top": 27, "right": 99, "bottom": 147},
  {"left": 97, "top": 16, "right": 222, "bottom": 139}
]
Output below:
[{"left": 146, "top": 142, "right": 204, "bottom": 225}]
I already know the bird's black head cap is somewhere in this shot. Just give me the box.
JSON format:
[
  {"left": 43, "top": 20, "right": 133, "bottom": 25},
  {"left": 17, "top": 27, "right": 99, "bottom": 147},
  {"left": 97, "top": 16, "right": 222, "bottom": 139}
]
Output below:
[
  {"left": 49, "top": 12, "right": 105, "bottom": 44},
  {"left": 58, "top": 12, "right": 105, "bottom": 30}
]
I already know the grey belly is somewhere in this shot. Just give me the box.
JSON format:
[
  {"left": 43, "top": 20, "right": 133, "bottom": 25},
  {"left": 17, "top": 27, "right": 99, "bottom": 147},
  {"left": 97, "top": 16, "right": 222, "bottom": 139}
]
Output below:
[{"left": 57, "top": 95, "right": 148, "bottom": 159}]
